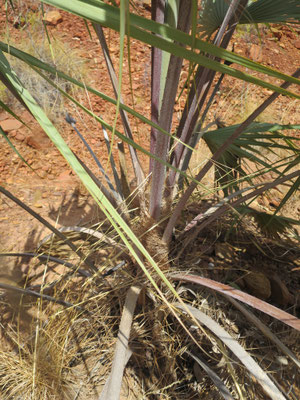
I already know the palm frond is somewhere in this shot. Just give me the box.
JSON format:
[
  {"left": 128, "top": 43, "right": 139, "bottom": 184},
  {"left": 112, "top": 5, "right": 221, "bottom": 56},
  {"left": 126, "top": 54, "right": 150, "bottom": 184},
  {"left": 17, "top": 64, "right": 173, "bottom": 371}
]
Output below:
[
  {"left": 241, "top": 0, "right": 300, "bottom": 25},
  {"left": 199, "top": 0, "right": 300, "bottom": 36}
]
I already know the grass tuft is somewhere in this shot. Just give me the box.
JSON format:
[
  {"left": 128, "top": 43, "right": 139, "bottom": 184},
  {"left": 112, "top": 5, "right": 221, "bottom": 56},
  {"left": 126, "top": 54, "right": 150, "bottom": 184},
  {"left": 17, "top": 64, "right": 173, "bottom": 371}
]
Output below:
[{"left": 1, "top": 14, "right": 88, "bottom": 121}]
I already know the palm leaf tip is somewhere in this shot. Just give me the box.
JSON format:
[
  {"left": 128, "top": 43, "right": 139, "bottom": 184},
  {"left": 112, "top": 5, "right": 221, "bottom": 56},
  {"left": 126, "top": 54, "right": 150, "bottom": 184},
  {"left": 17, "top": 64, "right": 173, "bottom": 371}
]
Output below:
[{"left": 238, "top": 206, "right": 300, "bottom": 238}]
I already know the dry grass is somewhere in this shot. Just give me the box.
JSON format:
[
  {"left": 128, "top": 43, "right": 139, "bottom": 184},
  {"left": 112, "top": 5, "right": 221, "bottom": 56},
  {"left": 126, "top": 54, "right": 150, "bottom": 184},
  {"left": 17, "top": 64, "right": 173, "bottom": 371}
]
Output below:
[
  {"left": 0, "top": 213, "right": 299, "bottom": 399},
  {"left": 1, "top": 7, "right": 88, "bottom": 122}
]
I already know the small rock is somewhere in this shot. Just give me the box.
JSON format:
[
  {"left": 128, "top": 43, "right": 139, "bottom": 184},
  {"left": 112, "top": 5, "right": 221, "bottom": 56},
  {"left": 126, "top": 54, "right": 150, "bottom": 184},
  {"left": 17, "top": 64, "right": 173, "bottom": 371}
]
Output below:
[
  {"left": 276, "top": 356, "right": 288, "bottom": 366},
  {"left": 293, "top": 40, "right": 300, "bottom": 50},
  {"left": 43, "top": 11, "right": 63, "bottom": 26},
  {"left": 58, "top": 170, "right": 72, "bottom": 180},
  {"left": 41, "top": 164, "right": 50, "bottom": 172},
  {"left": 0, "top": 119, "right": 22, "bottom": 133},
  {"left": 244, "top": 271, "right": 271, "bottom": 300},
  {"left": 249, "top": 44, "right": 263, "bottom": 63},
  {"left": 20, "top": 111, "right": 32, "bottom": 124},
  {"left": 26, "top": 136, "right": 42, "bottom": 149},
  {"left": 15, "top": 132, "right": 25, "bottom": 142},
  {"left": 39, "top": 171, "right": 47, "bottom": 179}
]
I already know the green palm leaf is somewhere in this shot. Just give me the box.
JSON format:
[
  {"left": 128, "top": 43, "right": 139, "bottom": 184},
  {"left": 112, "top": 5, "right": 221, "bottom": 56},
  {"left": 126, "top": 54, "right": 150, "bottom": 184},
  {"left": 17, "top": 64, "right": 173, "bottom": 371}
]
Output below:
[
  {"left": 241, "top": 0, "right": 300, "bottom": 24},
  {"left": 202, "top": 122, "right": 299, "bottom": 194},
  {"left": 199, "top": 0, "right": 300, "bottom": 36}
]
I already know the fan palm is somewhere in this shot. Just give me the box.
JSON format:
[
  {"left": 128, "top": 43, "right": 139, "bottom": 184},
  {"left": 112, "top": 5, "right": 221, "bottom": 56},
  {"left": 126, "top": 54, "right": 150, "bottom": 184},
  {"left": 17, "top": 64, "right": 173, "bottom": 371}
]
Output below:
[{"left": 0, "top": 1, "right": 299, "bottom": 398}]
